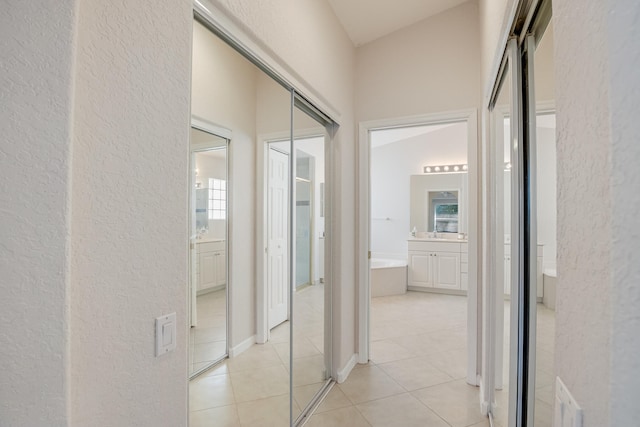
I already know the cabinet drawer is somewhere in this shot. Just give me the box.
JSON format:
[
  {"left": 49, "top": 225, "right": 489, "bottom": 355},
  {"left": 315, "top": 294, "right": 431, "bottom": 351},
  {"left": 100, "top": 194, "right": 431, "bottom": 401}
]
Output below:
[{"left": 407, "top": 241, "right": 461, "bottom": 253}]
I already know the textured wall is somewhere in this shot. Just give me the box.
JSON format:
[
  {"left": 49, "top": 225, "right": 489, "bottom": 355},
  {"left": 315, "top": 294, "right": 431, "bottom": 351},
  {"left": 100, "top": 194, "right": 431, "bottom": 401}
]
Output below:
[
  {"left": 0, "top": 2, "right": 77, "bottom": 425},
  {"left": 69, "top": 0, "right": 192, "bottom": 425},
  {"left": 554, "top": 1, "right": 612, "bottom": 426},
  {"left": 356, "top": 1, "right": 482, "bottom": 122}
]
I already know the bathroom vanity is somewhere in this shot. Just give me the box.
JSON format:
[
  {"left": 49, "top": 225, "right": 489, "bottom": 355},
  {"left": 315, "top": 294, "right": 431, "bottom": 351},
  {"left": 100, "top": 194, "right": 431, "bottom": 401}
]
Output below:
[
  {"left": 196, "top": 239, "right": 226, "bottom": 293},
  {"left": 407, "top": 238, "right": 468, "bottom": 294}
]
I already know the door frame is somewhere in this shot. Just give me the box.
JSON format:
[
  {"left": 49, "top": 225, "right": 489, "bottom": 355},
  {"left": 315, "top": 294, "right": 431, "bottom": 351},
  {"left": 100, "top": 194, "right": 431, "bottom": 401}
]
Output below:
[
  {"left": 356, "top": 109, "right": 480, "bottom": 386},
  {"left": 188, "top": 115, "right": 232, "bottom": 379}
]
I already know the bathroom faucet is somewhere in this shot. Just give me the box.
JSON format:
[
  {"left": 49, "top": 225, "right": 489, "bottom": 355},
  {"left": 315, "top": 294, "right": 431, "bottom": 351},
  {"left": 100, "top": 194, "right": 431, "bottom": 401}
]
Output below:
[{"left": 433, "top": 226, "right": 438, "bottom": 238}]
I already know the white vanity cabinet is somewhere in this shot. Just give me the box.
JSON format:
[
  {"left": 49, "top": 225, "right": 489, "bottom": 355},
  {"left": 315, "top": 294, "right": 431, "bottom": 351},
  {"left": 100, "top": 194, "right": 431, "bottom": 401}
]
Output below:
[
  {"left": 408, "top": 240, "right": 465, "bottom": 292},
  {"left": 196, "top": 240, "right": 226, "bottom": 292},
  {"left": 503, "top": 244, "right": 543, "bottom": 300}
]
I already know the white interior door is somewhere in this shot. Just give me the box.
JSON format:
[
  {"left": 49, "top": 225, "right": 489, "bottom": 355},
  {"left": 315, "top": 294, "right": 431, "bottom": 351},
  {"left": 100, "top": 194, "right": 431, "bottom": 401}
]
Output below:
[{"left": 268, "top": 147, "right": 289, "bottom": 329}]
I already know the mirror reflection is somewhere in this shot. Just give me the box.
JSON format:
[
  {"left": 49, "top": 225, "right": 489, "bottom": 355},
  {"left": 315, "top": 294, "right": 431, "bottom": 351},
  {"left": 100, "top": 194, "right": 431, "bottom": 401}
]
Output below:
[
  {"left": 410, "top": 173, "right": 468, "bottom": 236},
  {"left": 189, "top": 126, "right": 228, "bottom": 378}
]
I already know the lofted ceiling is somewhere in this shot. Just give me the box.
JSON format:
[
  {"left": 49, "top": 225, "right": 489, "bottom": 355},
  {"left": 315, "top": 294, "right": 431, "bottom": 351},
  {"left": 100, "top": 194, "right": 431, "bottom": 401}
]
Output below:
[{"left": 327, "top": 0, "right": 472, "bottom": 47}]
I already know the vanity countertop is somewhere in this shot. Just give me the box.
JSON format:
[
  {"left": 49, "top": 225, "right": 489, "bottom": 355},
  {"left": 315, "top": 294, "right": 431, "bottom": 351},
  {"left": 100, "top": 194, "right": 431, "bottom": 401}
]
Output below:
[{"left": 408, "top": 237, "right": 468, "bottom": 243}]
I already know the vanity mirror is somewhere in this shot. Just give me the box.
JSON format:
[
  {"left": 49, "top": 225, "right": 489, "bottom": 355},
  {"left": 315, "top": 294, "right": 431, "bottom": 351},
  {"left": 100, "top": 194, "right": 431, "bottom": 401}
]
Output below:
[{"left": 410, "top": 173, "right": 468, "bottom": 235}]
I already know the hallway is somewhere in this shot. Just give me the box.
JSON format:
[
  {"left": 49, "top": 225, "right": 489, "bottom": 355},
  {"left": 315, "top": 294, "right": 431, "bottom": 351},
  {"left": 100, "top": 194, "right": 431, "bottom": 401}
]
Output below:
[
  {"left": 307, "top": 292, "right": 487, "bottom": 427},
  {"left": 188, "top": 291, "right": 490, "bottom": 426}
]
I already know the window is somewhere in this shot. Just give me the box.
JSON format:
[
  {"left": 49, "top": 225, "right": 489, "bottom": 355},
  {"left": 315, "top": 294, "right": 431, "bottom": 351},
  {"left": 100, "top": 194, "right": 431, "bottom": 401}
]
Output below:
[{"left": 208, "top": 178, "right": 226, "bottom": 219}]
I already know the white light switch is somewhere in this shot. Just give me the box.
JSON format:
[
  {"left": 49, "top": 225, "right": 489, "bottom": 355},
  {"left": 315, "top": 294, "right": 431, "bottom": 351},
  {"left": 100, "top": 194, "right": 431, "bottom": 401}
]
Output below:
[
  {"left": 155, "top": 313, "right": 177, "bottom": 357},
  {"left": 554, "top": 377, "right": 583, "bottom": 427}
]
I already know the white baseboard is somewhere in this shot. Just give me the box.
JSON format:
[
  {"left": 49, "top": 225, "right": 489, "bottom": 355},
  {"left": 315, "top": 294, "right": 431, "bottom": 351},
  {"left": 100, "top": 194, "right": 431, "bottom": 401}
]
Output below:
[
  {"left": 229, "top": 335, "right": 255, "bottom": 357},
  {"left": 337, "top": 354, "right": 358, "bottom": 383},
  {"left": 478, "top": 375, "right": 490, "bottom": 416}
]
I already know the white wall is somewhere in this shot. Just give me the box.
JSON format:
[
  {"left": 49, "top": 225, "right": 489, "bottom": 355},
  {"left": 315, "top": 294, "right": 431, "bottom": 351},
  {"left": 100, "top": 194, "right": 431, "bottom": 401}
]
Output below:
[
  {"left": 536, "top": 124, "right": 557, "bottom": 271},
  {"left": 553, "top": 0, "right": 640, "bottom": 425},
  {"left": 478, "top": 0, "right": 512, "bottom": 89},
  {"left": 191, "top": 20, "right": 258, "bottom": 351},
  {"left": 3, "top": 0, "right": 192, "bottom": 425},
  {"left": 69, "top": 0, "right": 192, "bottom": 425},
  {"left": 371, "top": 124, "right": 468, "bottom": 258},
  {"left": 1, "top": 2, "right": 76, "bottom": 425},
  {"left": 356, "top": 0, "right": 481, "bottom": 122}
]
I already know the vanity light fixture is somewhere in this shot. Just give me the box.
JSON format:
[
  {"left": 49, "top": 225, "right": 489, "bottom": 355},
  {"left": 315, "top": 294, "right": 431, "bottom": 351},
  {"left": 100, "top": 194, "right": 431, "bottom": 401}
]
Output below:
[{"left": 423, "top": 164, "right": 468, "bottom": 174}]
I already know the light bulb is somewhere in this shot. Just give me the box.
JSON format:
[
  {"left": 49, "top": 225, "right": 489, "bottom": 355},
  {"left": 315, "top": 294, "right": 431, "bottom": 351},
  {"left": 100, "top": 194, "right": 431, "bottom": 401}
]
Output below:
[
  {"left": 444, "top": 165, "right": 450, "bottom": 171},
  {"left": 425, "top": 166, "right": 432, "bottom": 173},
  {"left": 462, "top": 165, "right": 468, "bottom": 171},
  {"left": 434, "top": 166, "right": 441, "bottom": 172}
]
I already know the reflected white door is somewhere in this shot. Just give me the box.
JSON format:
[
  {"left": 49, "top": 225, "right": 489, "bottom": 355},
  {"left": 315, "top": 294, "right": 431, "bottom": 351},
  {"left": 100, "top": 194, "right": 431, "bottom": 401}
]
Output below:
[{"left": 268, "top": 148, "right": 289, "bottom": 329}]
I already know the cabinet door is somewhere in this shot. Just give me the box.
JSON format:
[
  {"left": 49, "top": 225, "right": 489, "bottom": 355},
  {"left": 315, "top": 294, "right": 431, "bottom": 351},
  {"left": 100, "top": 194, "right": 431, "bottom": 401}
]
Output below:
[
  {"left": 214, "top": 250, "right": 226, "bottom": 286},
  {"left": 408, "top": 251, "right": 432, "bottom": 288},
  {"left": 433, "top": 252, "right": 460, "bottom": 289},
  {"left": 199, "top": 251, "right": 216, "bottom": 290}
]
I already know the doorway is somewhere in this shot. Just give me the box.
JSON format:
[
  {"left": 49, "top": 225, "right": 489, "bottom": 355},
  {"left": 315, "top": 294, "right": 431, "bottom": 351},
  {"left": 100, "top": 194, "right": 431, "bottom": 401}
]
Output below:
[{"left": 357, "top": 111, "right": 479, "bottom": 386}]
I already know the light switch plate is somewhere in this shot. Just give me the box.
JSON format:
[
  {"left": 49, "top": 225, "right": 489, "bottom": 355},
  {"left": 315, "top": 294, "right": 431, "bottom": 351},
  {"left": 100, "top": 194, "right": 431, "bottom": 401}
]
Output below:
[
  {"left": 155, "top": 312, "right": 177, "bottom": 357},
  {"left": 554, "top": 377, "right": 583, "bottom": 427}
]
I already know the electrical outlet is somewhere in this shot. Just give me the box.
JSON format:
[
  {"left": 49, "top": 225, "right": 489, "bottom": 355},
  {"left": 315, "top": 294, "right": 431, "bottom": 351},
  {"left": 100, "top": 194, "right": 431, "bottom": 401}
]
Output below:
[{"left": 554, "top": 377, "right": 583, "bottom": 427}]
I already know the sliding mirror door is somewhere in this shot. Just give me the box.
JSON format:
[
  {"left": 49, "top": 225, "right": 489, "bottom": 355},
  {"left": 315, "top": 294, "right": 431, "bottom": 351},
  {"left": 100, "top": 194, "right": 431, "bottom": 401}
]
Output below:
[
  {"left": 190, "top": 7, "right": 336, "bottom": 425},
  {"left": 189, "top": 124, "right": 229, "bottom": 378},
  {"left": 485, "top": 38, "right": 525, "bottom": 427},
  {"left": 291, "top": 101, "right": 332, "bottom": 424}
]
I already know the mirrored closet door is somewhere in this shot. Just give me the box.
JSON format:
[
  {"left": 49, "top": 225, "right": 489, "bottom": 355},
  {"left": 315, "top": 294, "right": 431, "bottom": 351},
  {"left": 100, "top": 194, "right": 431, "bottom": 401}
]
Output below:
[
  {"left": 189, "top": 6, "right": 335, "bottom": 426},
  {"left": 189, "top": 124, "right": 229, "bottom": 378}
]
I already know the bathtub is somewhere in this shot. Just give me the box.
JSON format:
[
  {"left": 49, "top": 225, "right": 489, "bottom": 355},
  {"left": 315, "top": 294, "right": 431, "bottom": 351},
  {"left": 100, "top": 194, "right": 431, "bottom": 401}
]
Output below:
[{"left": 370, "top": 258, "right": 407, "bottom": 297}]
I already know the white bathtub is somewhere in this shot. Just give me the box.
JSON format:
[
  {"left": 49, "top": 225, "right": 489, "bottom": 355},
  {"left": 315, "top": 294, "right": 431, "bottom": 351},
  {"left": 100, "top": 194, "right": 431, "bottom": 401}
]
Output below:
[{"left": 370, "top": 258, "right": 407, "bottom": 297}]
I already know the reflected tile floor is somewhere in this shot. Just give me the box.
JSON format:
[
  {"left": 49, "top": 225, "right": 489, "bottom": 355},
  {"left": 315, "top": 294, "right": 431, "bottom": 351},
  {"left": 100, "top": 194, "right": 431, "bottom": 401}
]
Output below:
[
  {"left": 190, "top": 289, "right": 227, "bottom": 375},
  {"left": 189, "top": 291, "right": 555, "bottom": 426},
  {"left": 189, "top": 284, "right": 326, "bottom": 427}
]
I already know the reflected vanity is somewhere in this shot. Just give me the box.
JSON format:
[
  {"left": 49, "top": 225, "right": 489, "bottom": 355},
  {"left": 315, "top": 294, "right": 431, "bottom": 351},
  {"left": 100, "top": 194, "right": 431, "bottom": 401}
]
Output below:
[{"left": 189, "top": 124, "right": 229, "bottom": 378}]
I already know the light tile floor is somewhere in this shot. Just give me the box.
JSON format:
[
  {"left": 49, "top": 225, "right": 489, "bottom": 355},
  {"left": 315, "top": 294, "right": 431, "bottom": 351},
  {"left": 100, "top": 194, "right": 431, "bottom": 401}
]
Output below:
[
  {"left": 189, "top": 290, "right": 555, "bottom": 427},
  {"left": 189, "top": 283, "right": 327, "bottom": 427},
  {"left": 307, "top": 292, "right": 489, "bottom": 427},
  {"left": 189, "top": 289, "right": 228, "bottom": 376}
]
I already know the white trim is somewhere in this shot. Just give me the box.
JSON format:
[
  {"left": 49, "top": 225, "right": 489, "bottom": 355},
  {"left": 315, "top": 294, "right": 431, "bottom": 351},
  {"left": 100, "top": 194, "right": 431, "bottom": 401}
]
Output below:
[
  {"left": 357, "top": 109, "right": 480, "bottom": 383},
  {"left": 337, "top": 354, "right": 357, "bottom": 383},
  {"left": 191, "top": 115, "right": 232, "bottom": 140},
  {"left": 229, "top": 335, "right": 255, "bottom": 357}
]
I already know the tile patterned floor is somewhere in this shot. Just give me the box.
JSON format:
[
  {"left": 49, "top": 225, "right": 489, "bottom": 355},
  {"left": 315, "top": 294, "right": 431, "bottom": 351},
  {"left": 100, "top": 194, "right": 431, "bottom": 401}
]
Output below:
[
  {"left": 189, "top": 290, "right": 555, "bottom": 427},
  {"left": 189, "top": 289, "right": 227, "bottom": 376}
]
